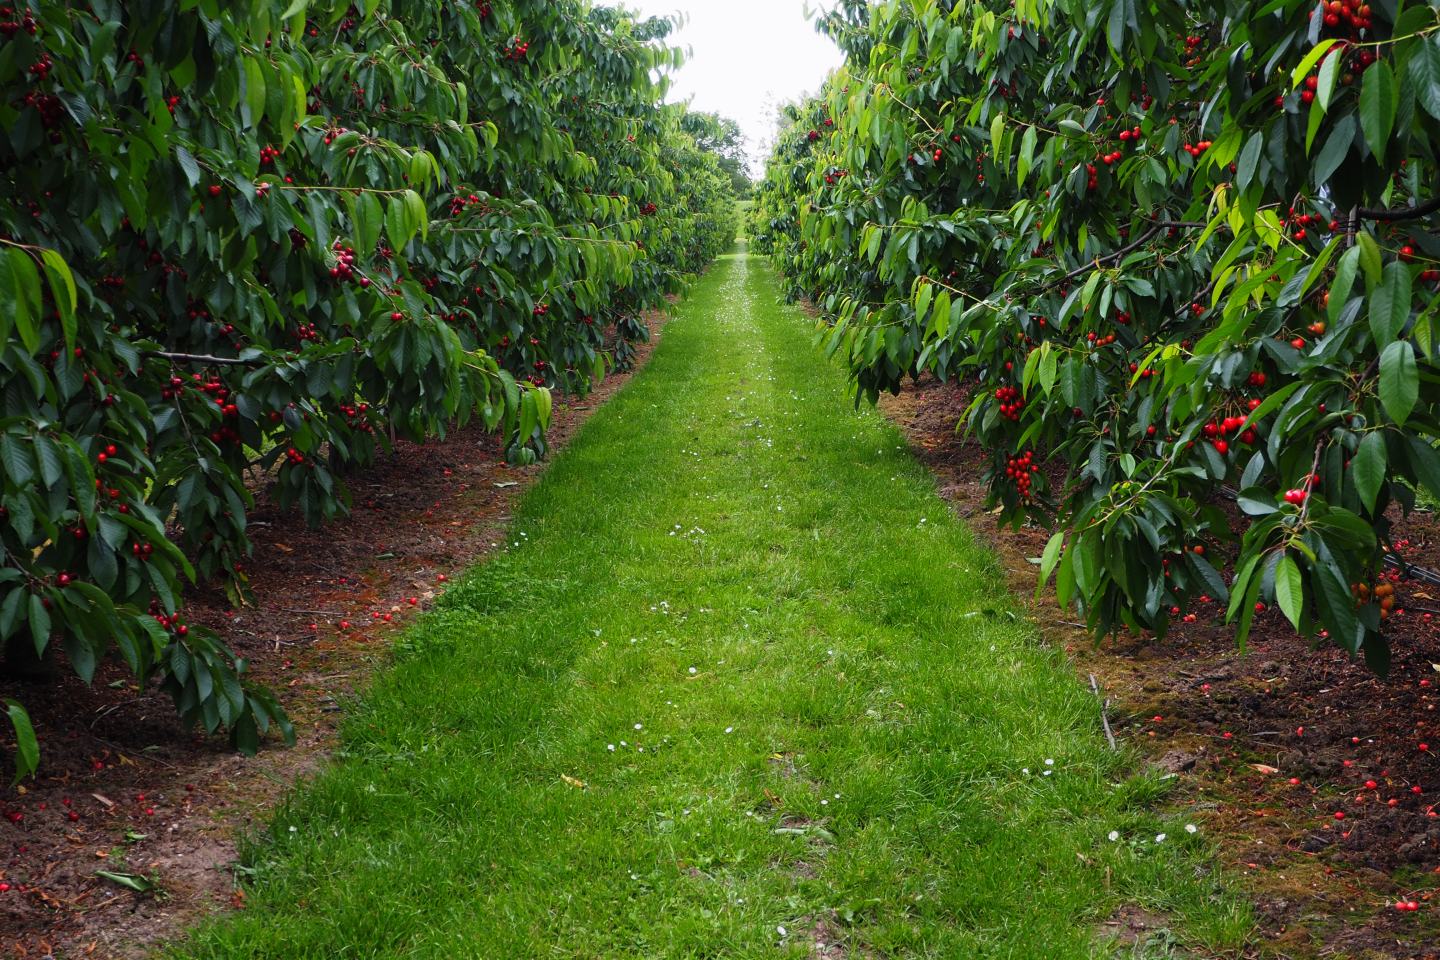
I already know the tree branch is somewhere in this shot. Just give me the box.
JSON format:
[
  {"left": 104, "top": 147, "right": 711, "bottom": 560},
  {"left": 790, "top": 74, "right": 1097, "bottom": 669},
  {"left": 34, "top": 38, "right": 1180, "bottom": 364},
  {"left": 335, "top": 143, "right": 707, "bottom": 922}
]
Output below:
[
  {"left": 150, "top": 351, "right": 261, "bottom": 367},
  {"left": 1355, "top": 194, "right": 1440, "bottom": 223}
]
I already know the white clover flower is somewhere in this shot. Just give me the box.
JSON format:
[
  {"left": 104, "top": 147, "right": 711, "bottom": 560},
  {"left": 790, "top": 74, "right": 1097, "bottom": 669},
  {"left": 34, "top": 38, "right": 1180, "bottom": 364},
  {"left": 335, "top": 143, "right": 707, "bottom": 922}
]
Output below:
[{"left": 1108, "top": 830, "right": 1120, "bottom": 842}]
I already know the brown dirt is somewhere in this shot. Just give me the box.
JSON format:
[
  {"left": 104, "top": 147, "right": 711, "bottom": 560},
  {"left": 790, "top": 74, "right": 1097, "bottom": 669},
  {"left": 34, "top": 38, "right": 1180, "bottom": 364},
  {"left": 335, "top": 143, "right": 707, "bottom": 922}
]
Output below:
[
  {"left": 0, "top": 315, "right": 667, "bottom": 960},
  {"left": 878, "top": 376, "right": 1440, "bottom": 960}
]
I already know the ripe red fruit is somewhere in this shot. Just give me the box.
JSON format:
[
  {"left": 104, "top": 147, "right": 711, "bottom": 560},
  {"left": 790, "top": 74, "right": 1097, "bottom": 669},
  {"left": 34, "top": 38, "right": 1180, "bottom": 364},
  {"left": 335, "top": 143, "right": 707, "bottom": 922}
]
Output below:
[
  {"left": 1213, "top": 439, "right": 1229, "bottom": 455},
  {"left": 208, "top": 185, "right": 222, "bottom": 197}
]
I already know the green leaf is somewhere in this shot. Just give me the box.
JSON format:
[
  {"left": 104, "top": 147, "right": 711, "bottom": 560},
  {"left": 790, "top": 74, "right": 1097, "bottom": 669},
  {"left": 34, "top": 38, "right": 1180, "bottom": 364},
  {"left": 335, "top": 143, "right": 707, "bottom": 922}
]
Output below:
[
  {"left": 1352, "top": 430, "right": 1387, "bottom": 513},
  {"left": 1329, "top": 246, "right": 1359, "bottom": 324},
  {"left": 1369, "top": 260, "right": 1413, "bottom": 347},
  {"left": 1408, "top": 35, "right": 1440, "bottom": 121},
  {"left": 1313, "top": 114, "right": 1355, "bottom": 188},
  {"left": 174, "top": 145, "right": 201, "bottom": 188},
  {"left": 1379, "top": 340, "right": 1418, "bottom": 425},
  {"left": 1037, "top": 530, "right": 1064, "bottom": 596},
  {"left": 1017, "top": 126, "right": 1036, "bottom": 186},
  {"left": 33, "top": 434, "right": 63, "bottom": 488},
  {"left": 0, "top": 434, "right": 34, "bottom": 485},
  {"left": 1359, "top": 60, "right": 1397, "bottom": 163},
  {"left": 39, "top": 248, "right": 77, "bottom": 351},
  {"left": 1236, "top": 132, "right": 1263, "bottom": 192},
  {"left": 1408, "top": 436, "right": 1440, "bottom": 502},
  {"left": 403, "top": 190, "right": 428, "bottom": 242},
  {"left": 386, "top": 195, "right": 415, "bottom": 252},
  {"left": 352, "top": 192, "right": 382, "bottom": 256},
  {"left": 1356, "top": 231, "right": 1384, "bottom": 290},
  {"left": 28, "top": 594, "right": 50, "bottom": 656},
  {"left": 242, "top": 57, "right": 267, "bottom": 129},
  {"left": 1317, "top": 48, "right": 1341, "bottom": 112},
  {"left": 4, "top": 699, "right": 39, "bottom": 783},
  {"left": 1275, "top": 554, "right": 1304, "bottom": 631},
  {"left": 1291, "top": 39, "right": 1339, "bottom": 87},
  {"left": 7, "top": 248, "right": 43, "bottom": 354}
]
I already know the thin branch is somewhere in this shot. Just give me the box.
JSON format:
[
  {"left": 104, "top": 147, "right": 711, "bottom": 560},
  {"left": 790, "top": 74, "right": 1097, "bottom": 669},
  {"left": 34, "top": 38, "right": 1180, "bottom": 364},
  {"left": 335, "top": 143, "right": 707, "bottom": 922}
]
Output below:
[
  {"left": 1090, "top": 674, "right": 1118, "bottom": 751},
  {"left": 150, "top": 351, "right": 260, "bottom": 367}
]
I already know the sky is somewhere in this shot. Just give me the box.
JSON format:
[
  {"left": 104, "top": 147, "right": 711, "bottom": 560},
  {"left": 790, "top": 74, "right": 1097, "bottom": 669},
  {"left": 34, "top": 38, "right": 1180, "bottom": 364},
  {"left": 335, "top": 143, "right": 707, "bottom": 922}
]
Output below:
[{"left": 609, "top": 0, "right": 846, "bottom": 174}]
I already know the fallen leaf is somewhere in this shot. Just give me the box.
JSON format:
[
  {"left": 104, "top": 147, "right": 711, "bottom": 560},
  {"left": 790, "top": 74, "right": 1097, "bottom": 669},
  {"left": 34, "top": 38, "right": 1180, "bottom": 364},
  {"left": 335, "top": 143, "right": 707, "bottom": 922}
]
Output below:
[
  {"left": 560, "top": 774, "right": 586, "bottom": 790},
  {"left": 95, "top": 870, "right": 155, "bottom": 894},
  {"left": 1250, "top": 763, "right": 1281, "bottom": 775}
]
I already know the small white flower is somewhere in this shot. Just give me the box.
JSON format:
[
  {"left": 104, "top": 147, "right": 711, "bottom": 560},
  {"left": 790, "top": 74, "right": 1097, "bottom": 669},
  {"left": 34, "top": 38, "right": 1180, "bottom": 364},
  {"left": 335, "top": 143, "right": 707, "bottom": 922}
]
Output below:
[
  {"left": 1108, "top": 830, "right": 1120, "bottom": 842},
  {"left": 688, "top": 667, "right": 698, "bottom": 675},
  {"left": 724, "top": 726, "right": 734, "bottom": 734},
  {"left": 777, "top": 926, "right": 787, "bottom": 937},
  {"left": 1044, "top": 758, "right": 1054, "bottom": 766},
  {"left": 1042, "top": 769, "right": 1052, "bottom": 777},
  {"left": 289, "top": 826, "right": 298, "bottom": 833},
  {"left": 634, "top": 723, "right": 643, "bottom": 730},
  {"left": 607, "top": 744, "right": 615, "bottom": 752},
  {"left": 1185, "top": 823, "right": 1198, "bottom": 834},
  {"left": 1022, "top": 767, "right": 1030, "bottom": 775},
  {"left": 821, "top": 799, "right": 829, "bottom": 806},
  {"left": 1155, "top": 833, "right": 1167, "bottom": 843}
]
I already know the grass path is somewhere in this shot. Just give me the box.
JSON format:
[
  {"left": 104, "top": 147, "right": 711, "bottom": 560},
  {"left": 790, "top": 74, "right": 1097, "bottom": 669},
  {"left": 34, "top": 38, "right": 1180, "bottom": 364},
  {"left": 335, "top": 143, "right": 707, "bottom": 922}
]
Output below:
[{"left": 178, "top": 248, "right": 1247, "bottom": 959}]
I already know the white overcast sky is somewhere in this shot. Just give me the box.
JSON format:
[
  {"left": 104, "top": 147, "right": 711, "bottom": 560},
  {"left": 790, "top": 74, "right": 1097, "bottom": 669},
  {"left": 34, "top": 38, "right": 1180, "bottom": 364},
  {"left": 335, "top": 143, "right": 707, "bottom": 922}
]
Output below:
[{"left": 607, "top": 0, "right": 845, "bottom": 173}]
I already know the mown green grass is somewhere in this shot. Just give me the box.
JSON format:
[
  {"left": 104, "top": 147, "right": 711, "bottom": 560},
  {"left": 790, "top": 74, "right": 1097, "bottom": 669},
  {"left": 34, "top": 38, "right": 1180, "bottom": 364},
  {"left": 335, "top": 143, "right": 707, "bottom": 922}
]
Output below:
[{"left": 174, "top": 248, "right": 1250, "bottom": 959}]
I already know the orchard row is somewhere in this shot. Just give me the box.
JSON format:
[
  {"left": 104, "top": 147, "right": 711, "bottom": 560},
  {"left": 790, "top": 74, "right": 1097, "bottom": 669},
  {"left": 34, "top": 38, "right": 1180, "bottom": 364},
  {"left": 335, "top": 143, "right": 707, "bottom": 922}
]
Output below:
[
  {"left": 754, "top": 0, "right": 1440, "bottom": 671},
  {"left": 0, "top": 0, "right": 738, "bottom": 779}
]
